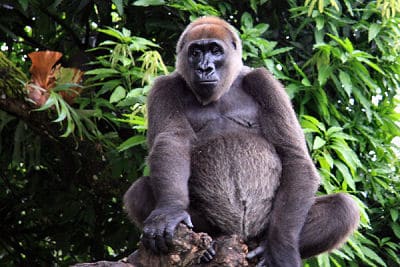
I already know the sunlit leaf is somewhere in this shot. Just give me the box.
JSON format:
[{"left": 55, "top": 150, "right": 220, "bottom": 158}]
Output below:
[
  {"left": 338, "top": 70, "right": 352, "bottom": 97},
  {"left": 109, "top": 86, "right": 126, "bottom": 103},
  {"left": 313, "top": 136, "right": 326, "bottom": 150},
  {"left": 117, "top": 135, "right": 146, "bottom": 151},
  {"left": 133, "top": 0, "right": 165, "bottom": 6},
  {"left": 368, "top": 23, "right": 382, "bottom": 42}
]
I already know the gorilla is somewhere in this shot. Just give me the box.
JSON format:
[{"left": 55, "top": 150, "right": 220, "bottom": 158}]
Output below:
[{"left": 123, "top": 16, "right": 359, "bottom": 267}]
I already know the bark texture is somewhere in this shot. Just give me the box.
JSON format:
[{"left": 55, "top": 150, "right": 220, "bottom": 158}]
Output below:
[{"left": 73, "top": 224, "right": 257, "bottom": 267}]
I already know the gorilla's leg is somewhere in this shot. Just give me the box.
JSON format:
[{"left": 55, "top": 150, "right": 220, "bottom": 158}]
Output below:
[
  {"left": 123, "top": 176, "right": 214, "bottom": 233},
  {"left": 299, "top": 193, "right": 360, "bottom": 258},
  {"left": 123, "top": 176, "right": 155, "bottom": 228}
]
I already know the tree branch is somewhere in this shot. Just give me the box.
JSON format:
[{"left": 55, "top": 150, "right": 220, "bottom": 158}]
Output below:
[{"left": 73, "top": 224, "right": 257, "bottom": 267}]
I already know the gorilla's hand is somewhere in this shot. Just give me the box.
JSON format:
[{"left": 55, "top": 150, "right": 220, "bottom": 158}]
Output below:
[{"left": 142, "top": 207, "right": 193, "bottom": 254}]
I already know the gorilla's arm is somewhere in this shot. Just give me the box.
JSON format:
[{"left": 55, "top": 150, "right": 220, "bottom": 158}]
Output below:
[
  {"left": 243, "top": 68, "right": 320, "bottom": 267},
  {"left": 143, "top": 73, "right": 196, "bottom": 253}
]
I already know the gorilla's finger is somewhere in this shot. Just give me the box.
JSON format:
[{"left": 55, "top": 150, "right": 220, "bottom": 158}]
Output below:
[
  {"left": 183, "top": 216, "right": 193, "bottom": 228},
  {"left": 165, "top": 222, "right": 178, "bottom": 247},
  {"left": 148, "top": 237, "right": 159, "bottom": 254},
  {"left": 143, "top": 227, "right": 160, "bottom": 253},
  {"left": 255, "top": 259, "right": 267, "bottom": 267},
  {"left": 155, "top": 234, "right": 169, "bottom": 253},
  {"left": 207, "top": 245, "right": 216, "bottom": 256},
  {"left": 200, "top": 251, "right": 213, "bottom": 263},
  {"left": 247, "top": 245, "right": 265, "bottom": 259}
]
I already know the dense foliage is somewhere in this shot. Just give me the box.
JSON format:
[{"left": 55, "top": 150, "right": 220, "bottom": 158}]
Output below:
[{"left": 0, "top": 0, "right": 399, "bottom": 266}]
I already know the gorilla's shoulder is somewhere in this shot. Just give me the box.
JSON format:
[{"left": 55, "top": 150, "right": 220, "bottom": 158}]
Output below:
[
  {"left": 152, "top": 72, "right": 186, "bottom": 92},
  {"left": 149, "top": 72, "right": 187, "bottom": 102},
  {"left": 244, "top": 67, "right": 273, "bottom": 80}
]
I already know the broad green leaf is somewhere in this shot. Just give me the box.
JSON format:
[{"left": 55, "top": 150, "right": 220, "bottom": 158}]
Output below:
[
  {"left": 368, "top": 23, "right": 382, "bottom": 42},
  {"left": 301, "top": 115, "right": 324, "bottom": 133},
  {"left": 313, "top": 136, "right": 326, "bottom": 150},
  {"left": 390, "top": 209, "right": 399, "bottom": 222},
  {"left": 316, "top": 16, "right": 324, "bottom": 30},
  {"left": 98, "top": 28, "right": 125, "bottom": 41},
  {"left": 109, "top": 86, "right": 126, "bottom": 103},
  {"left": 317, "top": 253, "right": 331, "bottom": 267},
  {"left": 330, "top": 143, "right": 361, "bottom": 172},
  {"left": 85, "top": 68, "right": 120, "bottom": 76},
  {"left": 241, "top": 12, "right": 254, "bottom": 29},
  {"left": 328, "top": 34, "right": 354, "bottom": 53},
  {"left": 314, "top": 87, "right": 330, "bottom": 121},
  {"left": 335, "top": 160, "right": 356, "bottom": 190},
  {"left": 323, "top": 152, "right": 334, "bottom": 168},
  {"left": 357, "top": 57, "right": 385, "bottom": 75},
  {"left": 318, "top": 65, "right": 332, "bottom": 86},
  {"left": 117, "top": 135, "right": 146, "bottom": 151},
  {"left": 326, "top": 126, "right": 343, "bottom": 136},
  {"left": 132, "top": 0, "right": 165, "bottom": 6},
  {"left": 360, "top": 246, "right": 387, "bottom": 267},
  {"left": 391, "top": 222, "right": 400, "bottom": 239},
  {"left": 267, "top": 47, "right": 293, "bottom": 57}
]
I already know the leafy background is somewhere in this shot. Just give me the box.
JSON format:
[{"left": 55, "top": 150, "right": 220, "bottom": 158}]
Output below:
[{"left": 0, "top": 0, "right": 399, "bottom": 266}]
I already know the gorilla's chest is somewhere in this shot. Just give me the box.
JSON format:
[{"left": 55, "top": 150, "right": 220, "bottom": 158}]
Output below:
[{"left": 183, "top": 86, "right": 261, "bottom": 138}]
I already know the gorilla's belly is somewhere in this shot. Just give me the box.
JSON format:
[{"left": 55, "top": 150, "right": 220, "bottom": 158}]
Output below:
[{"left": 189, "top": 132, "right": 282, "bottom": 240}]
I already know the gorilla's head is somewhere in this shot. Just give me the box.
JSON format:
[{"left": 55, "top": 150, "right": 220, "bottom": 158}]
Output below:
[{"left": 176, "top": 16, "right": 243, "bottom": 105}]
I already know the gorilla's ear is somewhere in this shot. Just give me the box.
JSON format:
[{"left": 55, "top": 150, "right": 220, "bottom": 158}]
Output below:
[{"left": 232, "top": 41, "right": 237, "bottom": 50}]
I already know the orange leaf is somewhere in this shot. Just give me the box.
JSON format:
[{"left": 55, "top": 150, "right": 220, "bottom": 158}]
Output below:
[
  {"left": 28, "top": 51, "right": 63, "bottom": 89},
  {"left": 27, "top": 51, "right": 62, "bottom": 106}
]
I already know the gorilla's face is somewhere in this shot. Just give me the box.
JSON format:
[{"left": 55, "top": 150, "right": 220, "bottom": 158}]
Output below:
[{"left": 186, "top": 39, "right": 228, "bottom": 105}]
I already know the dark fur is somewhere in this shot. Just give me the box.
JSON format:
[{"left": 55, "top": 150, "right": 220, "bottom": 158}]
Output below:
[{"left": 124, "top": 17, "right": 359, "bottom": 267}]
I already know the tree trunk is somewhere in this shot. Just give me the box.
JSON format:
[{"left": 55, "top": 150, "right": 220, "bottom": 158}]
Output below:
[{"left": 0, "top": 51, "right": 28, "bottom": 99}]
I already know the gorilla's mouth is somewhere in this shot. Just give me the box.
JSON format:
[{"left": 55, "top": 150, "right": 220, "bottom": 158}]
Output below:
[{"left": 198, "top": 80, "right": 218, "bottom": 85}]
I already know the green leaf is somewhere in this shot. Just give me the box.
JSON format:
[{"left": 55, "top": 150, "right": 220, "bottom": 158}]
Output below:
[
  {"left": 360, "top": 246, "right": 387, "bottom": 267},
  {"left": 112, "top": 0, "right": 124, "bottom": 15},
  {"left": 241, "top": 12, "right": 254, "bottom": 29},
  {"left": 98, "top": 28, "right": 126, "bottom": 41},
  {"left": 328, "top": 34, "right": 354, "bottom": 53},
  {"left": 330, "top": 143, "right": 362, "bottom": 172},
  {"left": 391, "top": 222, "right": 400, "bottom": 239},
  {"left": 317, "top": 253, "right": 331, "bottom": 267},
  {"left": 117, "top": 135, "right": 146, "bottom": 151},
  {"left": 313, "top": 136, "right": 326, "bottom": 150},
  {"left": 267, "top": 47, "right": 293, "bottom": 57},
  {"left": 335, "top": 160, "right": 356, "bottom": 190},
  {"left": 85, "top": 68, "right": 120, "bottom": 76},
  {"left": 109, "top": 86, "right": 126, "bottom": 103},
  {"left": 133, "top": 0, "right": 165, "bottom": 6},
  {"left": 301, "top": 115, "right": 326, "bottom": 132},
  {"left": 318, "top": 65, "right": 332, "bottom": 86},
  {"left": 316, "top": 16, "right": 324, "bottom": 30},
  {"left": 338, "top": 70, "right": 352, "bottom": 97},
  {"left": 390, "top": 209, "right": 399, "bottom": 222},
  {"left": 292, "top": 61, "right": 311, "bottom": 86},
  {"left": 352, "top": 86, "right": 372, "bottom": 122},
  {"left": 368, "top": 23, "right": 382, "bottom": 43}
]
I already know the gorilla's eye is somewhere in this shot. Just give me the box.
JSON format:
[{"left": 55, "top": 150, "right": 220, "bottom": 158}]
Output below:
[
  {"left": 191, "top": 48, "right": 201, "bottom": 58},
  {"left": 211, "top": 45, "right": 223, "bottom": 55}
]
